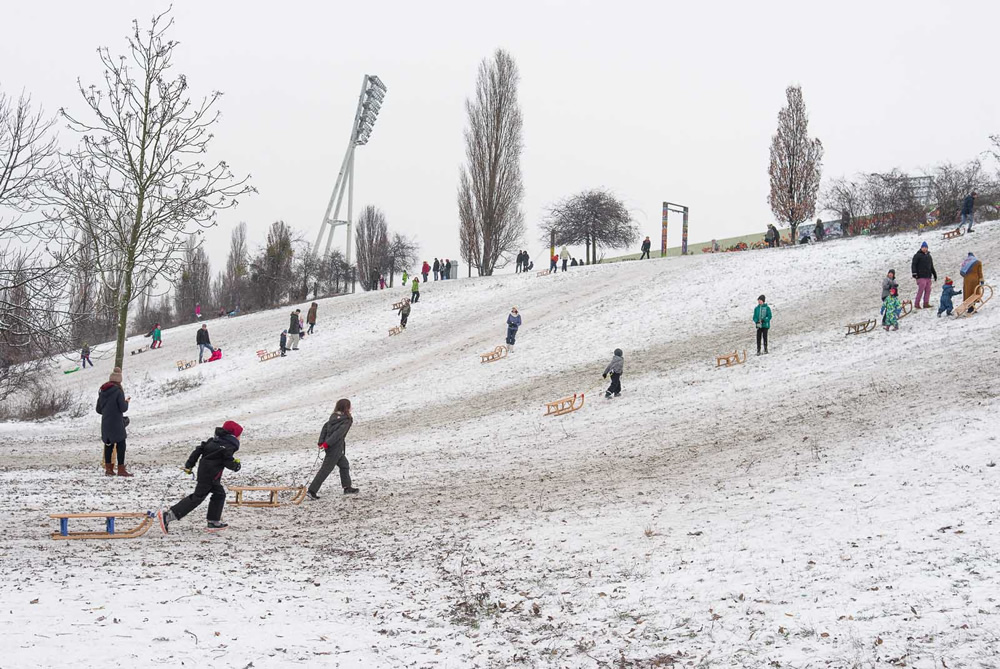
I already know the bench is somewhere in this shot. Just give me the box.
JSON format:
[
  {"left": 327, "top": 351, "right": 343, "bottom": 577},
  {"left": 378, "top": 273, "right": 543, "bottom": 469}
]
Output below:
[
  {"left": 544, "top": 393, "right": 585, "bottom": 417},
  {"left": 479, "top": 345, "right": 508, "bottom": 363},
  {"left": 715, "top": 350, "right": 747, "bottom": 367},
  {"left": 227, "top": 486, "right": 306, "bottom": 507},
  {"left": 256, "top": 349, "right": 280, "bottom": 361},
  {"left": 50, "top": 512, "right": 154, "bottom": 540}
]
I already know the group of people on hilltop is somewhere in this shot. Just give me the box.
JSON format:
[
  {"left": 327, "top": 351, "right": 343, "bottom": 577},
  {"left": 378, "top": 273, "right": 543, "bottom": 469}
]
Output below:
[
  {"left": 279, "top": 303, "right": 318, "bottom": 355},
  {"left": 432, "top": 258, "right": 454, "bottom": 281},
  {"left": 515, "top": 250, "right": 533, "bottom": 273}
]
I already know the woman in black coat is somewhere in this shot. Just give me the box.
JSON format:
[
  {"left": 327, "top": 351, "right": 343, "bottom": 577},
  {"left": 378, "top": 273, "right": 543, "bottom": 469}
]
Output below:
[{"left": 96, "top": 366, "right": 132, "bottom": 476}]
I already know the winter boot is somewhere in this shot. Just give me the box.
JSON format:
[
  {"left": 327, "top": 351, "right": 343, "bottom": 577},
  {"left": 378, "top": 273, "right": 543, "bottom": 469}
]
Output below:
[
  {"left": 306, "top": 491, "right": 320, "bottom": 501},
  {"left": 207, "top": 520, "right": 229, "bottom": 530},
  {"left": 157, "top": 509, "right": 175, "bottom": 534},
  {"left": 343, "top": 487, "right": 359, "bottom": 495},
  {"left": 104, "top": 462, "right": 116, "bottom": 476},
  {"left": 117, "top": 464, "right": 134, "bottom": 477}
]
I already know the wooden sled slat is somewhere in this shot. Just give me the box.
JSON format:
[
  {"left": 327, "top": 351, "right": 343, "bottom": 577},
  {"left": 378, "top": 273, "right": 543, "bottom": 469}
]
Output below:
[
  {"left": 479, "top": 345, "right": 508, "bottom": 363},
  {"left": 392, "top": 299, "right": 409, "bottom": 310},
  {"left": 536, "top": 270, "right": 550, "bottom": 277},
  {"left": 845, "top": 319, "right": 878, "bottom": 335},
  {"left": 131, "top": 346, "right": 150, "bottom": 356},
  {"left": 176, "top": 359, "right": 197, "bottom": 371},
  {"left": 544, "top": 393, "right": 585, "bottom": 417},
  {"left": 388, "top": 326, "right": 403, "bottom": 337},
  {"left": 942, "top": 228, "right": 964, "bottom": 240},
  {"left": 256, "top": 349, "right": 280, "bottom": 361},
  {"left": 228, "top": 485, "right": 307, "bottom": 507},
  {"left": 50, "top": 512, "right": 153, "bottom": 540},
  {"left": 715, "top": 350, "right": 747, "bottom": 367},
  {"left": 954, "top": 284, "right": 993, "bottom": 318}
]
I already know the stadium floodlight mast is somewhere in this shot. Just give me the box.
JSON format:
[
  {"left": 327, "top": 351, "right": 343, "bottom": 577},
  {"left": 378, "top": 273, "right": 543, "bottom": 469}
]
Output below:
[{"left": 313, "top": 74, "right": 388, "bottom": 264}]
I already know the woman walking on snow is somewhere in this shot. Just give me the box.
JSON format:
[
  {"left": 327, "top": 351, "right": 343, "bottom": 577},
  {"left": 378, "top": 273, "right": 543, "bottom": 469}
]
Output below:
[
  {"left": 307, "top": 399, "right": 358, "bottom": 499},
  {"left": 506, "top": 307, "right": 521, "bottom": 352},
  {"left": 307, "top": 302, "right": 318, "bottom": 334},
  {"left": 881, "top": 286, "right": 902, "bottom": 331},
  {"left": 960, "top": 252, "right": 984, "bottom": 313},
  {"left": 753, "top": 295, "right": 772, "bottom": 355},
  {"left": 96, "top": 366, "right": 132, "bottom": 477}
]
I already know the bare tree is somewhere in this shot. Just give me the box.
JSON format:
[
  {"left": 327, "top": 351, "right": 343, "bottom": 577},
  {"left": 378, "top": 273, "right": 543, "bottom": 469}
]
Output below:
[
  {"left": 48, "top": 10, "right": 253, "bottom": 369},
  {"left": 247, "top": 221, "right": 294, "bottom": 309},
  {"left": 354, "top": 205, "right": 389, "bottom": 291},
  {"left": 542, "top": 189, "right": 637, "bottom": 264},
  {"left": 385, "top": 232, "right": 419, "bottom": 287},
  {"left": 457, "top": 49, "right": 525, "bottom": 276},
  {"left": 0, "top": 90, "right": 71, "bottom": 401},
  {"left": 216, "top": 222, "right": 249, "bottom": 312},
  {"left": 928, "top": 161, "right": 990, "bottom": 228},
  {"left": 768, "top": 85, "right": 824, "bottom": 245},
  {"left": 822, "top": 176, "right": 864, "bottom": 236},
  {"left": 173, "top": 238, "right": 212, "bottom": 323}
]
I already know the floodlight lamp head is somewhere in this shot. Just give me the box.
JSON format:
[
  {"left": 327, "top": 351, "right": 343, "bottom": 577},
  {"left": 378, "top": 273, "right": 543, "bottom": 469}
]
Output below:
[{"left": 367, "top": 75, "right": 386, "bottom": 92}]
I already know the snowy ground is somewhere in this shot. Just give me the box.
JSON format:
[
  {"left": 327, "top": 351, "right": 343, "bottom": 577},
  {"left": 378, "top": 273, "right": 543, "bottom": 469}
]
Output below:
[{"left": 1, "top": 225, "right": 999, "bottom": 668}]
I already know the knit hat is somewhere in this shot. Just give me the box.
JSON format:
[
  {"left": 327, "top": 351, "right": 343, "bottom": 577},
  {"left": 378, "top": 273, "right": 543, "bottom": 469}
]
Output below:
[
  {"left": 944, "top": 276, "right": 953, "bottom": 284},
  {"left": 109, "top": 366, "right": 123, "bottom": 384},
  {"left": 757, "top": 294, "right": 766, "bottom": 302},
  {"left": 614, "top": 348, "right": 623, "bottom": 357},
  {"left": 222, "top": 420, "right": 243, "bottom": 438},
  {"left": 889, "top": 286, "right": 897, "bottom": 295},
  {"left": 888, "top": 269, "right": 895, "bottom": 275},
  {"left": 920, "top": 241, "right": 928, "bottom": 249}
]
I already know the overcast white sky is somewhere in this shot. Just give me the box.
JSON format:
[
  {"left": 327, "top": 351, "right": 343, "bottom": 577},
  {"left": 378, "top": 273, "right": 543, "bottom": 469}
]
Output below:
[{"left": 4, "top": 0, "right": 998, "bottom": 272}]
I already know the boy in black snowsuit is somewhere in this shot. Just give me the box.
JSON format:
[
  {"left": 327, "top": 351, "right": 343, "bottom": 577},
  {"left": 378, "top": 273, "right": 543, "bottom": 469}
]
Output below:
[
  {"left": 603, "top": 348, "right": 624, "bottom": 398},
  {"left": 398, "top": 299, "right": 411, "bottom": 329},
  {"left": 157, "top": 421, "right": 243, "bottom": 532},
  {"left": 280, "top": 330, "right": 288, "bottom": 356}
]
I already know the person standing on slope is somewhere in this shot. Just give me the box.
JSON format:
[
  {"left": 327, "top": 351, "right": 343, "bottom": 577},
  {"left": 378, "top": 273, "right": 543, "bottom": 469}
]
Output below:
[
  {"left": 549, "top": 253, "right": 558, "bottom": 273},
  {"left": 307, "top": 399, "right": 358, "bottom": 499},
  {"left": 398, "top": 298, "right": 411, "bottom": 329},
  {"left": 195, "top": 303, "right": 202, "bottom": 320},
  {"left": 961, "top": 191, "right": 976, "bottom": 233},
  {"left": 640, "top": 236, "right": 651, "bottom": 259},
  {"left": 911, "top": 242, "right": 936, "bottom": 309},
  {"left": 882, "top": 286, "right": 902, "bottom": 331},
  {"left": 151, "top": 323, "right": 162, "bottom": 349},
  {"left": 603, "top": 348, "right": 624, "bottom": 398},
  {"left": 411, "top": 276, "right": 421, "bottom": 303},
  {"left": 433, "top": 258, "right": 440, "bottom": 281},
  {"left": 881, "top": 269, "right": 898, "bottom": 302},
  {"left": 421, "top": 260, "right": 430, "bottom": 283},
  {"left": 960, "top": 252, "right": 984, "bottom": 313},
  {"left": 96, "top": 366, "right": 132, "bottom": 477},
  {"left": 81, "top": 342, "right": 93, "bottom": 368},
  {"left": 196, "top": 324, "right": 214, "bottom": 363},
  {"left": 280, "top": 330, "right": 288, "bottom": 357},
  {"left": 157, "top": 420, "right": 243, "bottom": 533},
  {"left": 560, "top": 246, "right": 571, "bottom": 272},
  {"left": 753, "top": 295, "right": 772, "bottom": 355},
  {"left": 506, "top": 307, "right": 521, "bottom": 351},
  {"left": 938, "top": 278, "right": 962, "bottom": 317},
  {"left": 288, "top": 309, "right": 301, "bottom": 350},
  {"left": 307, "top": 302, "right": 318, "bottom": 334}
]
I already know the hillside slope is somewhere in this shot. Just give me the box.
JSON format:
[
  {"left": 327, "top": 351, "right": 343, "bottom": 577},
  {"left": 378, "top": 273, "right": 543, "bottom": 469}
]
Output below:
[{"left": 1, "top": 225, "right": 999, "bottom": 668}]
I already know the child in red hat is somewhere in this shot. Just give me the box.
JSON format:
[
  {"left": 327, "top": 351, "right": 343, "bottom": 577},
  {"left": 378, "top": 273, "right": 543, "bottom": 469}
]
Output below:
[
  {"left": 157, "top": 421, "right": 243, "bottom": 533},
  {"left": 938, "top": 277, "right": 962, "bottom": 317}
]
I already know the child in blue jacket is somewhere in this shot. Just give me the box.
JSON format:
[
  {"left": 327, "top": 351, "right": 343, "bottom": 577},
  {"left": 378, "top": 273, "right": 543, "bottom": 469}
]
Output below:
[{"left": 937, "top": 277, "right": 962, "bottom": 317}]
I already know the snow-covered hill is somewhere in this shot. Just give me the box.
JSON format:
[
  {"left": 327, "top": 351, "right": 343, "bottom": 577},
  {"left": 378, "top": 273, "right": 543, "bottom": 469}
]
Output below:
[{"left": 2, "top": 224, "right": 999, "bottom": 667}]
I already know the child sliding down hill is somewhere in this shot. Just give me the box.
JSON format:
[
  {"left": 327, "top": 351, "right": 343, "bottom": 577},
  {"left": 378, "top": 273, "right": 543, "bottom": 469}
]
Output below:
[
  {"left": 157, "top": 421, "right": 243, "bottom": 533},
  {"left": 603, "top": 348, "right": 624, "bottom": 398},
  {"left": 938, "top": 277, "right": 962, "bottom": 317},
  {"left": 881, "top": 287, "right": 902, "bottom": 331}
]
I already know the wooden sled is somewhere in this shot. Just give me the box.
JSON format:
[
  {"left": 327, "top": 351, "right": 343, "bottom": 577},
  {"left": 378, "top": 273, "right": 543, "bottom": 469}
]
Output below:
[
  {"left": 256, "top": 349, "right": 280, "bottom": 361},
  {"left": 176, "top": 359, "right": 198, "bottom": 371},
  {"left": 544, "top": 393, "right": 585, "bottom": 417},
  {"left": 954, "top": 284, "right": 994, "bottom": 318},
  {"left": 392, "top": 299, "right": 409, "bottom": 310},
  {"left": 845, "top": 319, "right": 878, "bottom": 335},
  {"left": 388, "top": 326, "right": 403, "bottom": 337},
  {"left": 130, "top": 345, "right": 150, "bottom": 356},
  {"left": 536, "top": 270, "right": 550, "bottom": 277},
  {"left": 715, "top": 350, "right": 747, "bottom": 367},
  {"left": 227, "top": 485, "right": 306, "bottom": 507},
  {"left": 479, "top": 345, "right": 508, "bottom": 363},
  {"left": 942, "top": 228, "right": 964, "bottom": 240},
  {"left": 897, "top": 300, "right": 913, "bottom": 319},
  {"left": 50, "top": 512, "right": 154, "bottom": 540}
]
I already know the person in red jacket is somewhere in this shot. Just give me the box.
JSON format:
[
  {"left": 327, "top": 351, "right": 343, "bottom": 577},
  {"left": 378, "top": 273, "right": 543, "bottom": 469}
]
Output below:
[{"left": 421, "top": 261, "right": 430, "bottom": 282}]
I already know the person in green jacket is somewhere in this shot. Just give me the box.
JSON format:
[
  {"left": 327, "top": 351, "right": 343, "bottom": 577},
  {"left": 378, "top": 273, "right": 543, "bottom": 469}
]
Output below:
[
  {"left": 411, "top": 277, "right": 420, "bottom": 303},
  {"left": 753, "top": 295, "right": 771, "bottom": 355},
  {"left": 151, "top": 323, "right": 163, "bottom": 349}
]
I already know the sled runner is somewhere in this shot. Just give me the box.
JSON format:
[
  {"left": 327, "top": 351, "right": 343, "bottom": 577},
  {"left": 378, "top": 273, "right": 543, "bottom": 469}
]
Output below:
[
  {"left": 954, "top": 284, "right": 994, "bottom": 318},
  {"left": 130, "top": 345, "right": 150, "bottom": 356},
  {"left": 227, "top": 485, "right": 307, "bottom": 507},
  {"left": 897, "top": 300, "right": 913, "bottom": 319},
  {"left": 941, "top": 228, "right": 964, "bottom": 240},
  {"left": 715, "top": 350, "right": 747, "bottom": 367},
  {"left": 544, "top": 393, "right": 585, "bottom": 417},
  {"left": 176, "top": 359, "right": 198, "bottom": 371},
  {"left": 64, "top": 367, "right": 80, "bottom": 374},
  {"left": 536, "top": 270, "right": 550, "bottom": 277},
  {"left": 50, "top": 512, "right": 154, "bottom": 540},
  {"left": 388, "top": 326, "right": 403, "bottom": 337},
  {"left": 845, "top": 319, "right": 878, "bottom": 335},
  {"left": 479, "top": 345, "right": 508, "bottom": 363},
  {"left": 256, "top": 349, "right": 280, "bottom": 362}
]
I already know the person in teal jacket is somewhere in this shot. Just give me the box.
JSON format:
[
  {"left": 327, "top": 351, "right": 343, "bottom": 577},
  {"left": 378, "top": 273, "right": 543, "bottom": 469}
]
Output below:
[
  {"left": 881, "top": 286, "right": 901, "bottom": 331},
  {"left": 753, "top": 295, "right": 771, "bottom": 355},
  {"left": 151, "top": 324, "right": 162, "bottom": 349}
]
